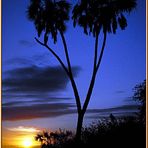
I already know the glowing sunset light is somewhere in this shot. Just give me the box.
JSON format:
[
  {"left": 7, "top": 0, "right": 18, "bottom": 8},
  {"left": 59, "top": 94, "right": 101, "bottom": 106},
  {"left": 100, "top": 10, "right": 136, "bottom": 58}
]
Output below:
[
  {"left": 20, "top": 135, "right": 40, "bottom": 148},
  {"left": 22, "top": 137, "right": 33, "bottom": 147},
  {"left": 3, "top": 126, "right": 41, "bottom": 147}
]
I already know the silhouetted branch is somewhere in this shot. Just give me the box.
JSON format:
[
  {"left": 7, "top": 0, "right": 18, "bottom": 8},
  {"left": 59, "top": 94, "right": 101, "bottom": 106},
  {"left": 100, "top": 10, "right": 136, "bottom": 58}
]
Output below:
[
  {"left": 96, "top": 32, "right": 107, "bottom": 71},
  {"left": 82, "top": 32, "right": 107, "bottom": 114},
  {"left": 94, "top": 33, "right": 99, "bottom": 69},
  {"left": 93, "top": 25, "right": 101, "bottom": 69},
  {"left": 35, "top": 37, "right": 69, "bottom": 76},
  {"left": 60, "top": 31, "right": 81, "bottom": 112}
]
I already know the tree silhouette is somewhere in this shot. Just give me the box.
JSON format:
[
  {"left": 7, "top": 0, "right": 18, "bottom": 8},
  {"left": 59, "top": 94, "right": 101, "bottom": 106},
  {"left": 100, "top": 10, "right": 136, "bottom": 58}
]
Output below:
[
  {"left": 35, "top": 129, "right": 73, "bottom": 147},
  {"left": 35, "top": 132, "right": 50, "bottom": 145},
  {"left": 133, "top": 80, "right": 146, "bottom": 123},
  {"left": 27, "top": 0, "right": 137, "bottom": 140}
]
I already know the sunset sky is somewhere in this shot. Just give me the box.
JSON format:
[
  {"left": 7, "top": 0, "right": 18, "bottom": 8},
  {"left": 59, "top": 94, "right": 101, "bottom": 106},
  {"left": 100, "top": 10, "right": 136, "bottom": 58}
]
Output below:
[{"left": 2, "top": 0, "right": 146, "bottom": 147}]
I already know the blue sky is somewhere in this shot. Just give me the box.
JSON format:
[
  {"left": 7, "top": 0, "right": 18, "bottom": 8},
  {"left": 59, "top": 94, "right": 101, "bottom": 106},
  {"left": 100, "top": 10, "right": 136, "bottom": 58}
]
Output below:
[{"left": 2, "top": 0, "right": 146, "bottom": 146}]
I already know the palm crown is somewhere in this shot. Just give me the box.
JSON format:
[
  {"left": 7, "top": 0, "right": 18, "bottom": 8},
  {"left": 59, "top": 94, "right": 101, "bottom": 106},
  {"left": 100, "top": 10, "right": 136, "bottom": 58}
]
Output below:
[
  {"left": 72, "top": 0, "right": 137, "bottom": 36},
  {"left": 27, "top": 0, "right": 71, "bottom": 44}
]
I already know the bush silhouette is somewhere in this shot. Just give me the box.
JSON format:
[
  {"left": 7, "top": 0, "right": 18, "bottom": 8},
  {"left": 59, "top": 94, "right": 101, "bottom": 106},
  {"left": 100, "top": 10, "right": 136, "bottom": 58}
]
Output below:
[
  {"left": 81, "top": 116, "right": 145, "bottom": 148},
  {"left": 35, "top": 129, "right": 74, "bottom": 148},
  {"left": 35, "top": 115, "right": 145, "bottom": 148},
  {"left": 133, "top": 80, "right": 146, "bottom": 124}
]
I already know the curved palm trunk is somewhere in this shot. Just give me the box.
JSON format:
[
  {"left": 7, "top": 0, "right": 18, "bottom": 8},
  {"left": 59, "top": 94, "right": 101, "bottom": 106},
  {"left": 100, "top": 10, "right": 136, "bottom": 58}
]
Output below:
[
  {"left": 83, "top": 32, "right": 107, "bottom": 113},
  {"left": 76, "top": 32, "right": 107, "bottom": 140},
  {"left": 59, "top": 31, "right": 84, "bottom": 141},
  {"left": 59, "top": 31, "right": 81, "bottom": 114}
]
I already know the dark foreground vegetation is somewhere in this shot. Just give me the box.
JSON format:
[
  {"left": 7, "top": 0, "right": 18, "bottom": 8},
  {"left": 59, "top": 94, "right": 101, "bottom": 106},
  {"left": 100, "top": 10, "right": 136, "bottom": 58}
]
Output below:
[
  {"left": 35, "top": 80, "right": 146, "bottom": 148},
  {"left": 36, "top": 115, "right": 145, "bottom": 148}
]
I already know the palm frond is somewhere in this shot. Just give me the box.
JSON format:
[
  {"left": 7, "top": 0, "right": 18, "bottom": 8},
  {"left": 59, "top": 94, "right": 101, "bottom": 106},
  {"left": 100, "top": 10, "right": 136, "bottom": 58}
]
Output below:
[
  {"left": 118, "top": 14, "right": 127, "bottom": 30},
  {"left": 72, "top": 0, "right": 137, "bottom": 36},
  {"left": 27, "top": 0, "right": 71, "bottom": 44}
]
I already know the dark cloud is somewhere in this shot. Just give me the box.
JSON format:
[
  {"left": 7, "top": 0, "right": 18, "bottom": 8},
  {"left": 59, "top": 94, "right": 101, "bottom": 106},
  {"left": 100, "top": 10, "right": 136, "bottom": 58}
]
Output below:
[
  {"left": 2, "top": 103, "right": 75, "bottom": 121},
  {"left": 2, "top": 65, "right": 80, "bottom": 94},
  {"left": 2, "top": 60, "right": 81, "bottom": 122},
  {"left": 31, "top": 53, "right": 51, "bottom": 62},
  {"left": 2, "top": 103, "right": 139, "bottom": 121},
  {"left": 19, "top": 40, "right": 35, "bottom": 47},
  {"left": 4, "top": 53, "right": 52, "bottom": 67}
]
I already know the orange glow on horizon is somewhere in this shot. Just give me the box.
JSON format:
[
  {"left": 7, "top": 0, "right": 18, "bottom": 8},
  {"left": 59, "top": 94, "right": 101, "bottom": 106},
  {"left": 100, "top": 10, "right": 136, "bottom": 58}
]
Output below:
[
  {"left": 11, "top": 135, "right": 40, "bottom": 148},
  {"left": 2, "top": 126, "right": 41, "bottom": 148},
  {"left": 22, "top": 137, "right": 33, "bottom": 148}
]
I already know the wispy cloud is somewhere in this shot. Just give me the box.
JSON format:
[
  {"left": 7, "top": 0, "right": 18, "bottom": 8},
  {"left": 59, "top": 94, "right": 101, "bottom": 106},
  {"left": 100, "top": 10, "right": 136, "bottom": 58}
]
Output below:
[
  {"left": 86, "top": 104, "right": 139, "bottom": 113},
  {"left": 5, "top": 58, "right": 34, "bottom": 66},
  {"left": 7, "top": 126, "right": 40, "bottom": 133},
  {"left": 2, "top": 97, "right": 73, "bottom": 106},
  {"left": 3, "top": 53, "right": 55, "bottom": 67},
  {"left": 86, "top": 104, "right": 139, "bottom": 119}
]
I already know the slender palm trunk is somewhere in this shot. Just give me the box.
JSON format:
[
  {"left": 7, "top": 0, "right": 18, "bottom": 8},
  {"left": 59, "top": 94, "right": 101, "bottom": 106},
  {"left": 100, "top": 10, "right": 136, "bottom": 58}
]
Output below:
[
  {"left": 76, "top": 111, "right": 84, "bottom": 141},
  {"left": 75, "top": 32, "right": 107, "bottom": 140},
  {"left": 59, "top": 31, "right": 81, "bottom": 114}
]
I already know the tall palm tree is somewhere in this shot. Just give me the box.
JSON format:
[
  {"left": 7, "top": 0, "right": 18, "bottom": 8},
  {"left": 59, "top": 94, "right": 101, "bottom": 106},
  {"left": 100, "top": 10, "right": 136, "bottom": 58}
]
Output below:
[
  {"left": 27, "top": 0, "right": 137, "bottom": 141},
  {"left": 72, "top": 0, "right": 137, "bottom": 140}
]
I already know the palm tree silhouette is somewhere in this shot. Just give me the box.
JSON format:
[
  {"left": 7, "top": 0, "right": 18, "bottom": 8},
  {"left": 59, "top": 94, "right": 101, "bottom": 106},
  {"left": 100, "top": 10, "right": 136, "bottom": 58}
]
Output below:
[
  {"left": 27, "top": 0, "right": 70, "bottom": 44},
  {"left": 27, "top": 0, "right": 137, "bottom": 141},
  {"left": 72, "top": 0, "right": 136, "bottom": 140}
]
